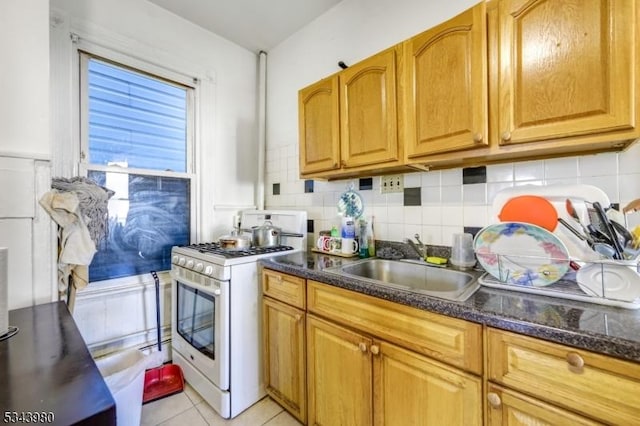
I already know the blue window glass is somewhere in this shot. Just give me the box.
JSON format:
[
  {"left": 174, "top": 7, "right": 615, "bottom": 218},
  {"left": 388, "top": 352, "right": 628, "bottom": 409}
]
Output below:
[
  {"left": 84, "top": 55, "right": 193, "bottom": 282},
  {"left": 88, "top": 59, "right": 187, "bottom": 172},
  {"left": 88, "top": 171, "right": 190, "bottom": 282}
]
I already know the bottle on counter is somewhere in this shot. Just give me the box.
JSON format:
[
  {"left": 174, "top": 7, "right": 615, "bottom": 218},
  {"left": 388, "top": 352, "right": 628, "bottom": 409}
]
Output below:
[
  {"left": 358, "top": 219, "right": 369, "bottom": 258},
  {"left": 367, "top": 215, "right": 375, "bottom": 257}
]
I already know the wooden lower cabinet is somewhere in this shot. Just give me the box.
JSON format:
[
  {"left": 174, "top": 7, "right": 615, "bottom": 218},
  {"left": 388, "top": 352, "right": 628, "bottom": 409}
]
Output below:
[
  {"left": 487, "top": 327, "right": 640, "bottom": 425},
  {"left": 306, "top": 314, "right": 482, "bottom": 425},
  {"left": 307, "top": 315, "right": 373, "bottom": 426},
  {"left": 262, "top": 297, "right": 306, "bottom": 423},
  {"left": 263, "top": 270, "right": 640, "bottom": 425},
  {"left": 486, "top": 384, "right": 602, "bottom": 426},
  {"left": 374, "top": 339, "right": 482, "bottom": 426}
]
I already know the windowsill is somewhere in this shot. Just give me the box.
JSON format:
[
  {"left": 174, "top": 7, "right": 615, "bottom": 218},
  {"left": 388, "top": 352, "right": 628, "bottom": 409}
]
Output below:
[{"left": 76, "top": 270, "right": 172, "bottom": 297}]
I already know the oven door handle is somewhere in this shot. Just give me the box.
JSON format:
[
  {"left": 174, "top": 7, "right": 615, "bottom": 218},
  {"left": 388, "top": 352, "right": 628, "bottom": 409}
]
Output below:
[{"left": 171, "top": 269, "right": 222, "bottom": 296}]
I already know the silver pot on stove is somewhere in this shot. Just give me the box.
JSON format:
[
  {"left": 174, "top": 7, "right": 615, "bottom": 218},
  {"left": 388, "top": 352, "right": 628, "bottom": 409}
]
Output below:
[
  {"left": 251, "top": 220, "right": 281, "bottom": 247},
  {"left": 218, "top": 234, "right": 252, "bottom": 250}
]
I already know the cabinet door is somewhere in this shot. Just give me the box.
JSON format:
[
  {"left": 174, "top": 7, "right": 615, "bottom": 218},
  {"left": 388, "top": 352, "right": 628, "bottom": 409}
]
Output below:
[
  {"left": 497, "top": 0, "right": 636, "bottom": 146},
  {"left": 486, "top": 384, "right": 603, "bottom": 426},
  {"left": 404, "top": 1, "right": 488, "bottom": 158},
  {"left": 262, "top": 298, "right": 306, "bottom": 423},
  {"left": 298, "top": 76, "right": 340, "bottom": 174},
  {"left": 307, "top": 314, "right": 373, "bottom": 426},
  {"left": 487, "top": 328, "right": 640, "bottom": 424},
  {"left": 373, "top": 340, "right": 482, "bottom": 426},
  {"left": 339, "top": 45, "right": 401, "bottom": 168}
]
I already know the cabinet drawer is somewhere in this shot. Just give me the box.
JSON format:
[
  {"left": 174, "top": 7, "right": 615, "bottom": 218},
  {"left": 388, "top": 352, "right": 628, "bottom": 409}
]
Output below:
[
  {"left": 487, "top": 328, "right": 640, "bottom": 425},
  {"left": 262, "top": 269, "right": 306, "bottom": 309},
  {"left": 307, "top": 280, "right": 482, "bottom": 374},
  {"left": 486, "top": 384, "right": 602, "bottom": 426}
]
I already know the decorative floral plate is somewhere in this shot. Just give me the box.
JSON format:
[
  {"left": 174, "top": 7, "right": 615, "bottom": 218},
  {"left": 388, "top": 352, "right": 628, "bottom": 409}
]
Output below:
[
  {"left": 474, "top": 222, "right": 570, "bottom": 287},
  {"left": 337, "top": 188, "right": 364, "bottom": 219}
]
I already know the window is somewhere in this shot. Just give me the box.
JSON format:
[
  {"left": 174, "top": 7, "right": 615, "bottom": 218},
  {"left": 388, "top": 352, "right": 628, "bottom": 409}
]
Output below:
[{"left": 79, "top": 53, "right": 195, "bottom": 282}]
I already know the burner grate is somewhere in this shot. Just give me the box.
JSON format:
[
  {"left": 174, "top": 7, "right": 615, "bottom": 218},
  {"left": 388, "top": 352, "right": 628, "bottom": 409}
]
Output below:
[{"left": 183, "top": 243, "right": 294, "bottom": 258}]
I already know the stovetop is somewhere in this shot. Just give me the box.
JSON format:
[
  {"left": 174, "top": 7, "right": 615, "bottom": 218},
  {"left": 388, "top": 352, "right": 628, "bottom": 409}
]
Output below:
[{"left": 180, "top": 242, "right": 295, "bottom": 259}]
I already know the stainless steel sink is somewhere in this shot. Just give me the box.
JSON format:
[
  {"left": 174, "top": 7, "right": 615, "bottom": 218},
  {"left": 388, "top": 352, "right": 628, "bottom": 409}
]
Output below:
[{"left": 324, "top": 258, "right": 481, "bottom": 301}]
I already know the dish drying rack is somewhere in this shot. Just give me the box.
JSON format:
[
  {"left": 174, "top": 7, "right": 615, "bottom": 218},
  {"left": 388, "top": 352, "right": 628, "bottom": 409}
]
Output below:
[{"left": 476, "top": 253, "right": 640, "bottom": 310}]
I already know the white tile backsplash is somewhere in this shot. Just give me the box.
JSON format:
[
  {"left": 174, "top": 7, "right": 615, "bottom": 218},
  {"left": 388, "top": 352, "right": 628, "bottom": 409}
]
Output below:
[
  {"left": 265, "top": 142, "right": 640, "bottom": 246},
  {"left": 619, "top": 142, "right": 640, "bottom": 174},
  {"left": 441, "top": 185, "right": 462, "bottom": 203},
  {"left": 486, "top": 163, "right": 514, "bottom": 183},
  {"left": 441, "top": 205, "right": 463, "bottom": 226},
  {"left": 422, "top": 205, "right": 442, "bottom": 225},
  {"left": 422, "top": 185, "right": 441, "bottom": 204},
  {"left": 619, "top": 173, "right": 640, "bottom": 202},
  {"left": 403, "top": 206, "right": 422, "bottom": 224},
  {"left": 578, "top": 152, "right": 618, "bottom": 177},
  {"left": 441, "top": 169, "right": 462, "bottom": 185},
  {"left": 463, "top": 205, "right": 488, "bottom": 228},
  {"left": 544, "top": 157, "right": 578, "bottom": 179},
  {"left": 514, "top": 160, "right": 545, "bottom": 181},
  {"left": 422, "top": 170, "right": 441, "bottom": 187},
  {"left": 462, "top": 183, "right": 487, "bottom": 204},
  {"left": 404, "top": 172, "right": 421, "bottom": 187},
  {"left": 388, "top": 205, "right": 404, "bottom": 223}
]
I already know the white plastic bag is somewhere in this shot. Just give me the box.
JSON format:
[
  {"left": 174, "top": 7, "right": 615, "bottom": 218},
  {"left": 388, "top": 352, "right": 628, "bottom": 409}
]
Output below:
[{"left": 96, "top": 349, "right": 163, "bottom": 426}]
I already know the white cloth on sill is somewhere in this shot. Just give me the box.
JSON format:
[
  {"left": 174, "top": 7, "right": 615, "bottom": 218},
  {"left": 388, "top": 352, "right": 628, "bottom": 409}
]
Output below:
[{"left": 39, "top": 190, "right": 96, "bottom": 290}]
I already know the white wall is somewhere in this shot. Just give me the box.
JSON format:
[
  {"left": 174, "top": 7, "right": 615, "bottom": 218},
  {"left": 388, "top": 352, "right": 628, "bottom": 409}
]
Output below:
[
  {"left": 0, "top": 0, "right": 50, "bottom": 158},
  {"left": 0, "top": 0, "right": 55, "bottom": 311},
  {"left": 264, "top": 0, "right": 640, "bottom": 247}
]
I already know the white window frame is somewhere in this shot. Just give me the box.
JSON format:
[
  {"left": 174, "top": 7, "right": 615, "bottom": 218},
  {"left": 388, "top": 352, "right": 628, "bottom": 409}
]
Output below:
[{"left": 76, "top": 43, "right": 198, "bottom": 287}]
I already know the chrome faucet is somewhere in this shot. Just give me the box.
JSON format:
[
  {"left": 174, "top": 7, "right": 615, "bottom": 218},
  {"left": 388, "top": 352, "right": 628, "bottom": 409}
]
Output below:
[{"left": 404, "top": 234, "right": 427, "bottom": 260}]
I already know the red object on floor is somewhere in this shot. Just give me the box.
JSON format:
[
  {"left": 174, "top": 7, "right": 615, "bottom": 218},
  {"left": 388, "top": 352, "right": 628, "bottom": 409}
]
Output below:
[{"left": 142, "top": 364, "right": 184, "bottom": 404}]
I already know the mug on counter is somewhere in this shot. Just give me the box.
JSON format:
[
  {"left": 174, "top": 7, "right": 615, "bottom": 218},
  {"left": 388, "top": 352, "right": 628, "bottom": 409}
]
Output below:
[
  {"left": 316, "top": 235, "right": 331, "bottom": 251},
  {"left": 341, "top": 238, "right": 359, "bottom": 255},
  {"left": 329, "top": 237, "right": 342, "bottom": 253}
]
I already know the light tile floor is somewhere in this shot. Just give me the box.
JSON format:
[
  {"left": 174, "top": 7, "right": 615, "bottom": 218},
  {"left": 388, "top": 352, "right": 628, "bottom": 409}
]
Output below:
[{"left": 141, "top": 383, "right": 302, "bottom": 426}]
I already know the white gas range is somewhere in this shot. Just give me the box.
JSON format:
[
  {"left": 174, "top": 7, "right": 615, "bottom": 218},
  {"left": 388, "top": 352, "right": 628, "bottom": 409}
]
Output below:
[{"left": 170, "top": 210, "right": 307, "bottom": 419}]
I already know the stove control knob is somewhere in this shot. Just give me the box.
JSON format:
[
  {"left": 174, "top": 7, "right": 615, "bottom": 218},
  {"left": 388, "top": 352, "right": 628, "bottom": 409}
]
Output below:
[
  {"left": 194, "top": 263, "right": 204, "bottom": 272},
  {"left": 178, "top": 257, "right": 186, "bottom": 266},
  {"left": 204, "top": 265, "right": 214, "bottom": 276},
  {"left": 172, "top": 255, "right": 179, "bottom": 264},
  {"left": 186, "top": 260, "right": 194, "bottom": 269}
]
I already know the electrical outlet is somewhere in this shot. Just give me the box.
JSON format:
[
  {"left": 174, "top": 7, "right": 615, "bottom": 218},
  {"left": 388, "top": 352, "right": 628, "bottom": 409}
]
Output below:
[{"left": 380, "top": 175, "right": 404, "bottom": 194}]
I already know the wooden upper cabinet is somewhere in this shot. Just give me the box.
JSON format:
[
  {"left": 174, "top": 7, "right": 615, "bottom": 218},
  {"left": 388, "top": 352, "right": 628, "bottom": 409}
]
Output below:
[
  {"left": 339, "top": 44, "right": 402, "bottom": 168},
  {"left": 497, "top": 0, "right": 637, "bottom": 146},
  {"left": 298, "top": 76, "right": 340, "bottom": 174},
  {"left": 404, "top": 1, "right": 488, "bottom": 158}
]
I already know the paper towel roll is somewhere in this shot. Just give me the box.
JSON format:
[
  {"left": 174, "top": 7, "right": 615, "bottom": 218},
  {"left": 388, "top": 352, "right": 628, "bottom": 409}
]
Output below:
[{"left": 0, "top": 247, "right": 7, "bottom": 337}]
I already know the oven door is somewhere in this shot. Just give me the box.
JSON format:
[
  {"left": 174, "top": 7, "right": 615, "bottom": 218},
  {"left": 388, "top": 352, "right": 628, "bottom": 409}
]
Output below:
[{"left": 171, "top": 267, "right": 230, "bottom": 390}]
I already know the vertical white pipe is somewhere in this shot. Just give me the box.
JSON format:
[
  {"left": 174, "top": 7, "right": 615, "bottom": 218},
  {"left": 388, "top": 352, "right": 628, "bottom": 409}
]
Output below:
[{"left": 257, "top": 51, "right": 267, "bottom": 210}]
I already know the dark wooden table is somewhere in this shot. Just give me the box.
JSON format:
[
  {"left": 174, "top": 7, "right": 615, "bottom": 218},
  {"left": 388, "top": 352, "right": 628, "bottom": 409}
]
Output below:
[{"left": 0, "top": 301, "right": 116, "bottom": 425}]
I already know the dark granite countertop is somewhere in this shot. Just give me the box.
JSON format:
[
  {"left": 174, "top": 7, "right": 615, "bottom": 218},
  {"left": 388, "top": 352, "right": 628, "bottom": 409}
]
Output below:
[{"left": 260, "top": 251, "right": 640, "bottom": 364}]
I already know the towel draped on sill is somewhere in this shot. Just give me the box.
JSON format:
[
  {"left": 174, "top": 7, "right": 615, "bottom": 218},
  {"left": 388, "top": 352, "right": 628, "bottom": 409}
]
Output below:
[{"left": 39, "top": 177, "right": 114, "bottom": 292}]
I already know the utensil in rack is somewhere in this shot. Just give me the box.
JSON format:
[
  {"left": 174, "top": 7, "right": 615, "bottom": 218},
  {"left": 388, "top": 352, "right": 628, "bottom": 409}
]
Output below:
[
  {"left": 558, "top": 218, "right": 589, "bottom": 242},
  {"left": 592, "top": 202, "right": 624, "bottom": 260},
  {"left": 566, "top": 199, "right": 592, "bottom": 239}
]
